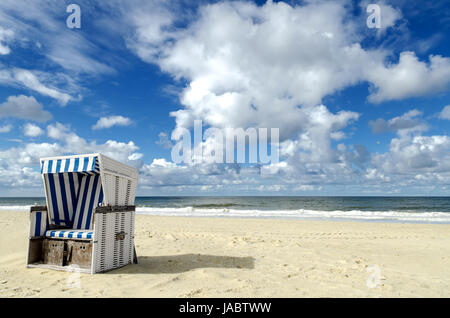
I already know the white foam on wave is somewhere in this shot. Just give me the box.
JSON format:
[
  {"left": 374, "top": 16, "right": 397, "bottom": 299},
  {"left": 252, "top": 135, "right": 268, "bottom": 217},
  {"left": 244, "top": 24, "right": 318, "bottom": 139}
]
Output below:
[
  {"left": 0, "top": 205, "right": 33, "bottom": 211},
  {"left": 136, "top": 206, "right": 450, "bottom": 223},
  {"left": 2, "top": 205, "right": 448, "bottom": 223}
]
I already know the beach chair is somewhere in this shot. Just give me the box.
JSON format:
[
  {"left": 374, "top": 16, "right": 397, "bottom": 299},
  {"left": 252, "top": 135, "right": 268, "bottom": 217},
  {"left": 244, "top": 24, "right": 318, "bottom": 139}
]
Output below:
[{"left": 26, "top": 153, "right": 139, "bottom": 274}]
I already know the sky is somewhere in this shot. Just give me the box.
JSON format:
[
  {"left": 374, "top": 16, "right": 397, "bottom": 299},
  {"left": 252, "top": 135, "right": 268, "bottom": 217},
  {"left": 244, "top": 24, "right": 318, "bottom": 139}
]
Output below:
[{"left": 0, "top": 0, "right": 449, "bottom": 196}]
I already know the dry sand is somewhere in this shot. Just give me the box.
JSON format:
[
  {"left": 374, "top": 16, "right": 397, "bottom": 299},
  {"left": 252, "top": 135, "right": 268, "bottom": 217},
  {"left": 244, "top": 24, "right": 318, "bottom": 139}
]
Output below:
[{"left": 1, "top": 210, "right": 450, "bottom": 297}]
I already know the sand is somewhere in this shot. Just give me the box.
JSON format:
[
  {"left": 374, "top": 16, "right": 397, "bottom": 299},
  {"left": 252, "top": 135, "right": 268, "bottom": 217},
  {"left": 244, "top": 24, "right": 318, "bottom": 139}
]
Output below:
[{"left": 1, "top": 210, "right": 450, "bottom": 297}]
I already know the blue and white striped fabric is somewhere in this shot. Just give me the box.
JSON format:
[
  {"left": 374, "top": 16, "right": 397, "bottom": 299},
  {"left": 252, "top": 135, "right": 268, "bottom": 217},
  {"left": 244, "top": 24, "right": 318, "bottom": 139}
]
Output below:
[
  {"left": 41, "top": 155, "right": 103, "bottom": 229},
  {"left": 43, "top": 172, "right": 103, "bottom": 228},
  {"left": 45, "top": 229, "right": 93, "bottom": 240},
  {"left": 43, "top": 172, "right": 81, "bottom": 226},
  {"left": 41, "top": 155, "right": 99, "bottom": 174},
  {"left": 72, "top": 174, "right": 103, "bottom": 230},
  {"left": 30, "top": 210, "right": 49, "bottom": 237}
]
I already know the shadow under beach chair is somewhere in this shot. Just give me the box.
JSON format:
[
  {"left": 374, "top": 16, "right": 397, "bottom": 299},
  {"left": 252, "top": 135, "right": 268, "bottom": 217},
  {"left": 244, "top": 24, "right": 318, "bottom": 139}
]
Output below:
[{"left": 107, "top": 254, "right": 255, "bottom": 274}]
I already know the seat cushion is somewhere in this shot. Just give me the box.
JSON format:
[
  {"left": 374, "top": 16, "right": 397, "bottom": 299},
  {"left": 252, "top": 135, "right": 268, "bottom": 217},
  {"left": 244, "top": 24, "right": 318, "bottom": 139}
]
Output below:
[{"left": 45, "top": 229, "right": 93, "bottom": 240}]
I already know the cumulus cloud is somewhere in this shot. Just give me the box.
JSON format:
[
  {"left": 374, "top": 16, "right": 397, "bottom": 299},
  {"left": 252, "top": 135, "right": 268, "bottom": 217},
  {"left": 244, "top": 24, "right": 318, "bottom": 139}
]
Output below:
[
  {"left": 377, "top": 2, "right": 402, "bottom": 29},
  {"left": 116, "top": 0, "right": 450, "bottom": 192},
  {"left": 366, "top": 52, "right": 450, "bottom": 103},
  {"left": 0, "top": 95, "right": 52, "bottom": 122},
  {"left": 124, "top": 1, "right": 450, "bottom": 127},
  {"left": 372, "top": 135, "right": 450, "bottom": 174},
  {"left": 140, "top": 158, "right": 248, "bottom": 191},
  {"left": 369, "top": 109, "right": 426, "bottom": 134},
  {"left": 121, "top": 0, "right": 368, "bottom": 187},
  {"left": 368, "top": 110, "right": 450, "bottom": 185},
  {"left": 122, "top": 0, "right": 449, "bottom": 169},
  {"left": 92, "top": 115, "right": 133, "bottom": 130},
  {"left": 46, "top": 122, "right": 141, "bottom": 165},
  {"left": 156, "top": 1, "right": 369, "bottom": 134},
  {"left": 0, "top": 142, "right": 62, "bottom": 192},
  {"left": 23, "top": 123, "right": 44, "bottom": 137},
  {"left": 439, "top": 105, "right": 450, "bottom": 120},
  {"left": 0, "top": 124, "right": 13, "bottom": 133}
]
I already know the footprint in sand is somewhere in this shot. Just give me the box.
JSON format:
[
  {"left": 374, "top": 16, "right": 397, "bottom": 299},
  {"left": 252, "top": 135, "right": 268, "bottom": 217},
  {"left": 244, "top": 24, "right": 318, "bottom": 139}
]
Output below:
[{"left": 186, "top": 288, "right": 203, "bottom": 297}]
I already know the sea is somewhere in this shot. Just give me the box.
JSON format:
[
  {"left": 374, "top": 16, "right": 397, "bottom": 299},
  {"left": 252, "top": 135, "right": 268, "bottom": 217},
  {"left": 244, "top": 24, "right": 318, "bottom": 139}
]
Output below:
[{"left": 1, "top": 196, "right": 450, "bottom": 224}]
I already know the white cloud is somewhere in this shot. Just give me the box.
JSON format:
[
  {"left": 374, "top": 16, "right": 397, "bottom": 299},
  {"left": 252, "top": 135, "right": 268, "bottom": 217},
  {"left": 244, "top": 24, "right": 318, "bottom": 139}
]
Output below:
[
  {"left": 122, "top": 1, "right": 449, "bottom": 176},
  {"left": 0, "top": 68, "right": 73, "bottom": 106},
  {"left": 23, "top": 123, "right": 43, "bottom": 137},
  {"left": 128, "top": 152, "right": 143, "bottom": 161},
  {"left": 126, "top": 2, "right": 442, "bottom": 121},
  {"left": 0, "top": 95, "right": 52, "bottom": 122},
  {"left": 0, "top": 27, "right": 14, "bottom": 55},
  {"left": 293, "top": 184, "right": 320, "bottom": 192},
  {"left": 369, "top": 109, "right": 427, "bottom": 134},
  {"left": 373, "top": 134, "right": 450, "bottom": 174},
  {"left": 366, "top": 52, "right": 450, "bottom": 103},
  {"left": 0, "top": 124, "right": 12, "bottom": 133},
  {"left": 368, "top": 110, "right": 450, "bottom": 185},
  {"left": 439, "top": 105, "right": 450, "bottom": 120},
  {"left": 121, "top": 0, "right": 450, "bottom": 135},
  {"left": 139, "top": 158, "right": 243, "bottom": 189},
  {"left": 92, "top": 115, "right": 132, "bottom": 130},
  {"left": 0, "top": 141, "right": 63, "bottom": 191},
  {"left": 377, "top": 2, "right": 402, "bottom": 29},
  {"left": 0, "top": 45, "right": 10, "bottom": 55},
  {"left": 123, "top": 1, "right": 368, "bottom": 187},
  {"left": 46, "top": 122, "right": 141, "bottom": 165},
  {"left": 364, "top": 168, "right": 390, "bottom": 182}
]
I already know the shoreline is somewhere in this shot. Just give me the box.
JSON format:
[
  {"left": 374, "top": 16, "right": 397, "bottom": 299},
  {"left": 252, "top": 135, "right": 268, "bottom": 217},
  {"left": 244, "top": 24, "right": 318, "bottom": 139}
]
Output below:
[
  {"left": 1, "top": 211, "right": 450, "bottom": 297},
  {"left": 2, "top": 207, "right": 450, "bottom": 224}
]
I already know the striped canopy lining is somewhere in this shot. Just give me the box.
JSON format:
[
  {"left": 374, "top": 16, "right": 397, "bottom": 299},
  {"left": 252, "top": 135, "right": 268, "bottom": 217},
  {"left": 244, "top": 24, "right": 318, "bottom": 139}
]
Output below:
[
  {"left": 41, "top": 156, "right": 99, "bottom": 174},
  {"left": 41, "top": 156, "right": 103, "bottom": 230}
]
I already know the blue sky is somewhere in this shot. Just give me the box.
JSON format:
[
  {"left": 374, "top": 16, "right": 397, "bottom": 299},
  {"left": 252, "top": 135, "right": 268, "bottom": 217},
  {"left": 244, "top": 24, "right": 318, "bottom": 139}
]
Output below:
[{"left": 0, "top": 0, "right": 449, "bottom": 196}]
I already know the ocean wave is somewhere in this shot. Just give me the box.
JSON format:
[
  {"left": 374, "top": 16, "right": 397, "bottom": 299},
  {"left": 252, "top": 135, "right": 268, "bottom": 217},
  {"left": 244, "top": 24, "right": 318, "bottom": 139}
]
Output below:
[
  {"left": 135, "top": 206, "right": 450, "bottom": 223},
  {"left": 0, "top": 205, "right": 33, "bottom": 211},
  {"left": 191, "top": 203, "right": 241, "bottom": 208},
  {"left": 2, "top": 205, "right": 449, "bottom": 223}
]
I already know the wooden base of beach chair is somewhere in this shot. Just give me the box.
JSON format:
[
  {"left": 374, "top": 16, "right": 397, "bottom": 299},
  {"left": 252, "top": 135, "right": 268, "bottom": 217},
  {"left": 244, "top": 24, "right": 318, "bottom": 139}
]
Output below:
[
  {"left": 66, "top": 241, "right": 92, "bottom": 269},
  {"left": 42, "top": 239, "right": 64, "bottom": 266},
  {"left": 27, "top": 237, "right": 93, "bottom": 272},
  {"left": 28, "top": 205, "right": 138, "bottom": 274},
  {"left": 27, "top": 238, "right": 43, "bottom": 265}
]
